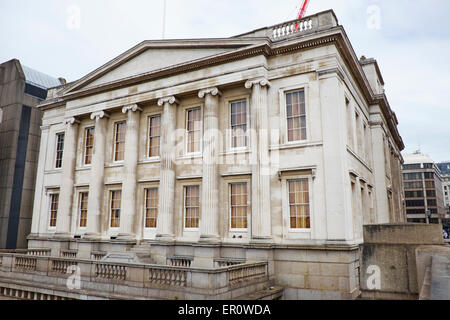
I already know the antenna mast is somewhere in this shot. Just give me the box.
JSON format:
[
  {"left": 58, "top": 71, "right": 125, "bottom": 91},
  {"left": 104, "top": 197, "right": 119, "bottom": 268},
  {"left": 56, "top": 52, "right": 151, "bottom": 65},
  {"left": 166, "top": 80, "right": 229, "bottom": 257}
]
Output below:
[
  {"left": 162, "top": 0, "right": 167, "bottom": 39},
  {"left": 297, "top": 0, "right": 310, "bottom": 19}
]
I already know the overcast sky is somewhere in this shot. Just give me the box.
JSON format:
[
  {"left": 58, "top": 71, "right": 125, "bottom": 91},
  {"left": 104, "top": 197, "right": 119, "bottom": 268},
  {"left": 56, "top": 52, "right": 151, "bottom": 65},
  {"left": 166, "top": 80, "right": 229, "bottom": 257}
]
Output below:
[{"left": 1, "top": 0, "right": 449, "bottom": 162}]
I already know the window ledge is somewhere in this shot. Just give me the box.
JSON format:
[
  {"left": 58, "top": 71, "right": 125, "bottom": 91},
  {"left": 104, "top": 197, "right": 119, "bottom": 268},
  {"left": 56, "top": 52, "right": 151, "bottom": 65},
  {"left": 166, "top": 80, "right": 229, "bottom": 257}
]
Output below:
[
  {"left": 271, "top": 141, "right": 323, "bottom": 151},
  {"left": 139, "top": 158, "right": 161, "bottom": 164}
]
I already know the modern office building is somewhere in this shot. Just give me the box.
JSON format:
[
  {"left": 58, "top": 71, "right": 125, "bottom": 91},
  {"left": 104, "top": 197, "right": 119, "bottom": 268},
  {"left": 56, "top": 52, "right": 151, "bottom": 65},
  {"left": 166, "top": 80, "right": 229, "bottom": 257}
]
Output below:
[
  {"left": 0, "top": 59, "right": 63, "bottom": 249},
  {"left": 436, "top": 162, "right": 450, "bottom": 227},
  {"left": 26, "top": 10, "right": 405, "bottom": 299},
  {"left": 402, "top": 153, "right": 446, "bottom": 224}
]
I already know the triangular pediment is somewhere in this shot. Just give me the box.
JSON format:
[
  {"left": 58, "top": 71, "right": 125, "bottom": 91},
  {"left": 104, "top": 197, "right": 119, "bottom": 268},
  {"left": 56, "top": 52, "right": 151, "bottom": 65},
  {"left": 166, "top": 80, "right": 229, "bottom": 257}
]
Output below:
[{"left": 63, "top": 39, "right": 266, "bottom": 94}]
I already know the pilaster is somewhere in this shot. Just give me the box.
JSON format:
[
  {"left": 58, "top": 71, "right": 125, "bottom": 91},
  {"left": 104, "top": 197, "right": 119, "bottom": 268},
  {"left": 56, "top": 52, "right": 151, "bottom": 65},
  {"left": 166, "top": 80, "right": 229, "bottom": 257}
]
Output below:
[{"left": 245, "top": 78, "right": 272, "bottom": 242}]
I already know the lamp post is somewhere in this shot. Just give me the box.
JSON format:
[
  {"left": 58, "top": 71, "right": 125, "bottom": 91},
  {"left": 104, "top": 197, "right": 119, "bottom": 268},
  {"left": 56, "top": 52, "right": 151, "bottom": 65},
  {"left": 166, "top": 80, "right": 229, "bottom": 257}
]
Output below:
[{"left": 426, "top": 209, "right": 431, "bottom": 224}]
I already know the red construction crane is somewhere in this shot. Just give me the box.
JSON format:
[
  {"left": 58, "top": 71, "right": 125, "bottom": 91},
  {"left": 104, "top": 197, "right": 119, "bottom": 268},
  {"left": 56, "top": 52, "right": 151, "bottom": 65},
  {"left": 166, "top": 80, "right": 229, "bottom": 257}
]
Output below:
[{"left": 297, "top": 0, "right": 310, "bottom": 19}]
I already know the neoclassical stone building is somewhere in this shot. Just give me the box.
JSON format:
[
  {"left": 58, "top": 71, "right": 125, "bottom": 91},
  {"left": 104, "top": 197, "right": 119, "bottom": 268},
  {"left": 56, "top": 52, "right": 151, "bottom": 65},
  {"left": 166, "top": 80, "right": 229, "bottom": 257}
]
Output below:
[{"left": 28, "top": 10, "right": 405, "bottom": 299}]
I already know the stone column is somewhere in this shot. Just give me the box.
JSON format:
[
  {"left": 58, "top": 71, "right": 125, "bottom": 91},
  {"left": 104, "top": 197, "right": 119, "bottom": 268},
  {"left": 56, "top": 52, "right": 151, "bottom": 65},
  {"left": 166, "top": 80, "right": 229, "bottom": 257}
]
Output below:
[
  {"left": 55, "top": 117, "right": 80, "bottom": 238},
  {"left": 118, "top": 104, "right": 142, "bottom": 239},
  {"left": 156, "top": 96, "right": 179, "bottom": 240},
  {"left": 245, "top": 78, "right": 272, "bottom": 242},
  {"left": 198, "top": 87, "right": 221, "bottom": 242},
  {"left": 85, "top": 111, "right": 109, "bottom": 240}
]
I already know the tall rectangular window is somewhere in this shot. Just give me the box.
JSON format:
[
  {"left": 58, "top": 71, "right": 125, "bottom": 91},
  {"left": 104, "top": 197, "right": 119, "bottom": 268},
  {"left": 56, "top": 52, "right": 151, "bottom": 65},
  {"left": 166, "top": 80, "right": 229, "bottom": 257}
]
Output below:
[
  {"left": 184, "top": 185, "right": 200, "bottom": 229},
  {"left": 79, "top": 192, "right": 88, "bottom": 228},
  {"left": 346, "top": 98, "right": 354, "bottom": 149},
  {"left": 55, "top": 133, "right": 65, "bottom": 168},
  {"left": 148, "top": 115, "right": 161, "bottom": 158},
  {"left": 145, "top": 188, "right": 158, "bottom": 228},
  {"left": 114, "top": 122, "right": 126, "bottom": 162},
  {"left": 49, "top": 194, "right": 59, "bottom": 227},
  {"left": 84, "top": 127, "right": 94, "bottom": 165},
  {"left": 186, "top": 108, "right": 201, "bottom": 154},
  {"left": 231, "top": 100, "right": 248, "bottom": 148},
  {"left": 110, "top": 190, "right": 122, "bottom": 228},
  {"left": 286, "top": 90, "right": 306, "bottom": 142},
  {"left": 288, "top": 179, "right": 310, "bottom": 229},
  {"left": 230, "top": 183, "right": 248, "bottom": 229}
]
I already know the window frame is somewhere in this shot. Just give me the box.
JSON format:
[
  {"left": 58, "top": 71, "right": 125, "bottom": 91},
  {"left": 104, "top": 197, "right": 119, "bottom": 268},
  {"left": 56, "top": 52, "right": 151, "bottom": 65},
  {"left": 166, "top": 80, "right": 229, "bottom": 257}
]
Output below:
[
  {"left": 147, "top": 114, "right": 162, "bottom": 160},
  {"left": 279, "top": 85, "right": 309, "bottom": 146},
  {"left": 78, "top": 192, "right": 89, "bottom": 229},
  {"left": 144, "top": 187, "right": 159, "bottom": 230},
  {"left": 184, "top": 106, "right": 203, "bottom": 156},
  {"left": 109, "top": 189, "right": 122, "bottom": 229},
  {"left": 229, "top": 98, "right": 250, "bottom": 151},
  {"left": 183, "top": 184, "right": 201, "bottom": 231},
  {"left": 54, "top": 132, "right": 65, "bottom": 169},
  {"left": 229, "top": 181, "right": 250, "bottom": 232},
  {"left": 48, "top": 192, "right": 59, "bottom": 229},
  {"left": 113, "top": 121, "right": 127, "bottom": 163},
  {"left": 281, "top": 172, "right": 314, "bottom": 237},
  {"left": 83, "top": 127, "right": 95, "bottom": 166}
]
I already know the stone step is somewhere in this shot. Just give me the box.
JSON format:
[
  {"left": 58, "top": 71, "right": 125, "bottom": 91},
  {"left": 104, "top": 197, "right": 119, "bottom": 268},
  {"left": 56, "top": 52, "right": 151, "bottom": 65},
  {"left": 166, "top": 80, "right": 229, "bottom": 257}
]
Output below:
[{"left": 235, "top": 286, "right": 284, "bottom": 300}]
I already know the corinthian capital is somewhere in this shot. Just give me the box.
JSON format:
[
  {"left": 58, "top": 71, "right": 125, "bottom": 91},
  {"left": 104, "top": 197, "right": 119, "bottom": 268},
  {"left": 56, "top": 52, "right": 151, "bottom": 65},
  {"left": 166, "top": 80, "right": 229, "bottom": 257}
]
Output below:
[
  {"left": 122, "top": 104, "right": 143, "bottom": 114},
  {"left": 198, "top": 87, "right": 222, "bottom": 99},
  {"left": 157, "top": 96, "right": 180, "bottom": 107},
  {"left": 245, "top": 78, "right": 271, "bottom": 89},
  {"left": 64, "top": 117, "right": 80, "bottom": 126},
  {"left": 90, "top": 111, "right": 110, "bottom": 121}
]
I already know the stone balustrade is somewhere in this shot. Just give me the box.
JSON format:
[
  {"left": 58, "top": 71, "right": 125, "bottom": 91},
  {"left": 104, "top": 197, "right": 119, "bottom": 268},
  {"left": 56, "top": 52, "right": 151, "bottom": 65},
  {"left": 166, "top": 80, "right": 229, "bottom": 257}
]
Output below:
[
  {"left": 214, "top": 258, "right": 245, "bottom": 268},
  {"left": 0, "top": 251, "right": 269, "bottom": 300},
  {"left": 91, "top": 252, "right": 107, "bottom": 261},
  {"left": 228, "top": 262, "right": 267, "bottom": 287},
  {"left": 95, "top": 263, "right": 127, "bottom": 281},
  {"left": 270, "top": 18, "right": 314, "bottom": 40},
  {"left": 148, "top": 266, "right": 187, "bottom": 287},
  {"left": 51, "top": 259, "right": 77, "bottom": 274},
  {"left": 60, "top": 250, "right": 77, "bottom": 259},
  {"left": 167, "top": 256, "right": 193, "bottom": 267},
  {"left": 14, "top": 256, "right": 37, "bottom": 271},
  {"left": 27, "top": 249, "right": 51, "bottom": 257}
]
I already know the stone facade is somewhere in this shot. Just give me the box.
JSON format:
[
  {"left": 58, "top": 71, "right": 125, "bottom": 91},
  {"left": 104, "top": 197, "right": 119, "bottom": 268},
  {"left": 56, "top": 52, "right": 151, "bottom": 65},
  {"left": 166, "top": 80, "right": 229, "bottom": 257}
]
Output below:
[{"left": 27, "top": 10, "right": 405, "bottom": 299}]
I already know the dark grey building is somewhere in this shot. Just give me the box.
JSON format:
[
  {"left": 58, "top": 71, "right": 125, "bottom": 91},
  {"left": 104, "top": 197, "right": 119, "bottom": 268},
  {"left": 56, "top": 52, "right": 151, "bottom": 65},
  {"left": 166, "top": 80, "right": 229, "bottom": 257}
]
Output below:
[{"left": 0, "top": 59, "right": 62, "bottom": 249}]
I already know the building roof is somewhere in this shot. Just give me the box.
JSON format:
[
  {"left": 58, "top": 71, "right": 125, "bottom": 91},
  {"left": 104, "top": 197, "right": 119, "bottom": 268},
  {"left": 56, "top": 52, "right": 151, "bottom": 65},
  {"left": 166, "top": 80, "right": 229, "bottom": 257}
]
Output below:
[
  {"left": 21, "top": 65, "right": 61, "bottom": 89},
  {"left": 403, "top": 152, "right": 435, "bottom": 165}
]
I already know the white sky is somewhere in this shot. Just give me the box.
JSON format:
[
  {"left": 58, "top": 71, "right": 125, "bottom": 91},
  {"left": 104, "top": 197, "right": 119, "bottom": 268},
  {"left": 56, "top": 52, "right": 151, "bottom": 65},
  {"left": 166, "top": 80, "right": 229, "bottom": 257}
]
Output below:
[{"left": 0, "top": 0, "right": 449, "bottom": 162}]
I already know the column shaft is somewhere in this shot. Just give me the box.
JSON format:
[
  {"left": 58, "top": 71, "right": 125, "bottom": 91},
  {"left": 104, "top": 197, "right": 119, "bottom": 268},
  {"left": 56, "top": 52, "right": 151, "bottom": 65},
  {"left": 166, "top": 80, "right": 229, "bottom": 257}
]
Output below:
[
  {"left": 86, "top": 112, "right": 109, "bottom": 239},
  {"left": 156, "top": 97, "right": 178, "bottom": 239},
  {"left": 246, "top": 79, "right": 272, "bottom": 241},
  {"left": 198, "top": 88, "right": 221, "bottom": 240},
  {"left": 119, "top": 105, "right": 141, "bottom": 239}
]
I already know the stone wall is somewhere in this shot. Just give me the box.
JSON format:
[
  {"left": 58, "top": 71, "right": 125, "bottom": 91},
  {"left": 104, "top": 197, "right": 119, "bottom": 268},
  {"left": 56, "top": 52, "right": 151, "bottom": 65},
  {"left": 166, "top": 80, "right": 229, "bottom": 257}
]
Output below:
[{"left": 360, "top": 224, "right": 444, "bottom": 300}]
